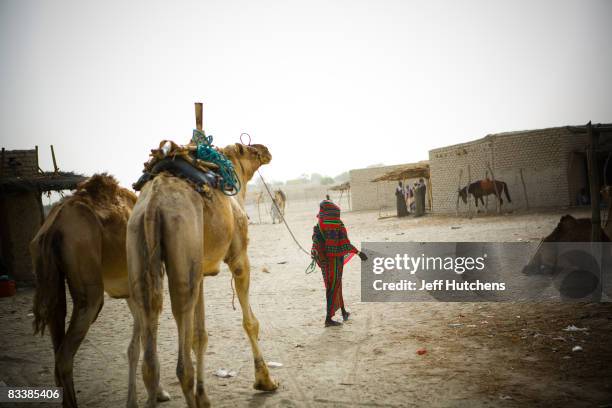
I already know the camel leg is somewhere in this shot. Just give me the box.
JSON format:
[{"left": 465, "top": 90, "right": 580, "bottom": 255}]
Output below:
[
  {"left": 126, "top": 298, "right": 170, "bottom": 408},
  {"left": 228, "top": 255, "right": 278, "bottom": 392},
  {"left": 48, "top": 285, "right": 66, "bottom": 387},
  {"left": 192, "top": 281, "right": 210, "bottom": 408},
  {"left": 55, "top": 290, "right": 103, "bottom": 408},
  {"left": 167, "top": 262, "right": 206, "bottom": 408}
]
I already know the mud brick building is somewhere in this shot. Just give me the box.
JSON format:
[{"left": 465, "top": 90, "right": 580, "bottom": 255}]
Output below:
[{"left": 428, "top": 125, "right": 612, "bottom": 214}]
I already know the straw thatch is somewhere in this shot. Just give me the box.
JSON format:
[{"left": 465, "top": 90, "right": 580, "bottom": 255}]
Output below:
[
  {"left": 370, "top": 162, "right": 430, "bottom": 182},
  {"left": 329, "top": 182, "right": 350, "bottom": 191},
  {"left": 0, "top": 171, "right": 87, "bottom": 193}
]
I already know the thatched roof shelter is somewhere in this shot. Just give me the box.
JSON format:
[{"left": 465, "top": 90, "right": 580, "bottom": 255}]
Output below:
[
  {"left": 0, "top": 171, "right": 87, "bottom": 193},
  {"left": 329, "top": 181, "right": 350, "bottom": 191},
  {"left": 370, "top": 162, "right": 430, "bottom": 182}
]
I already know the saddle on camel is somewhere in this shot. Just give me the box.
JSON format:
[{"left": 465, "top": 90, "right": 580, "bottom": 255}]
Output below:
[{"left": 128, "top": 125, "right": 277, "bottom": 408}]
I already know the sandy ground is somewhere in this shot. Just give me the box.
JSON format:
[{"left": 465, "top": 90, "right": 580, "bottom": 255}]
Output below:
[{"left": 1, "top": 200, "right": 611, "bottom": 407}]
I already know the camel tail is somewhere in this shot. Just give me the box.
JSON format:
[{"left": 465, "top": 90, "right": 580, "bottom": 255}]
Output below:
[
  {"left": 503, "top": 182, "right": 512, "bottom": 203},
  {"left": 31, "top": 227, "right": 66, "bottom": 338},
  {"left": 141, "top": 194, "right": 165, "bottom": 303}
]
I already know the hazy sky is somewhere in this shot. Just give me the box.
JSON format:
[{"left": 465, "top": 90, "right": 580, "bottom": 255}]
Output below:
[{"left": 1, "top": 0, "right": 611, "bottom": 189}]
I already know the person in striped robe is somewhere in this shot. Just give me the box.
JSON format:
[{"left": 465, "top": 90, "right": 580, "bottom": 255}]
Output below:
[{"left": 311, "top": 200, "right": 367, "bottom": 327}]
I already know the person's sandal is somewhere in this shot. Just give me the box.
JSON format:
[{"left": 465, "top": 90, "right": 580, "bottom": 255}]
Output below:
[
  {"left": 342, "top": 311, "right": 350, "bottom": 321},
  {"left": 325, "top": 319, "right": 342, "bottom": 327}
]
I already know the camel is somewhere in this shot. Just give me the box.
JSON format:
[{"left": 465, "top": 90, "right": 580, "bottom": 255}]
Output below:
[
  {"left": 523, "top": 214, "right": 610, "bottom": 275},
  {"left": 30, "top": 174, "right": 170, "bottom": 408},
  {"left": 271, "top": 189, "right": 286, "bottom": 224},
  {"left": 126, "top": 142, "right": 278, "bottom": 408}
]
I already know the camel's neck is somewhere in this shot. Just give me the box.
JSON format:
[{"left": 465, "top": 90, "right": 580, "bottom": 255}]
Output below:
[{"left": 233, "top": 160, "right": 259, "bottom": 207}]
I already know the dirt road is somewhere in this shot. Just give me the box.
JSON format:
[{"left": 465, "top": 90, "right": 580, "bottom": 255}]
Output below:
[{"left": 1, "top": 202, "right": 611, "bottom": 407}]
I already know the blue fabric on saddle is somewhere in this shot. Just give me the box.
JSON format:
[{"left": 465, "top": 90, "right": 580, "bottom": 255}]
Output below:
[{"left": 133, "top": 132, "right": 241, "bottom": 197}]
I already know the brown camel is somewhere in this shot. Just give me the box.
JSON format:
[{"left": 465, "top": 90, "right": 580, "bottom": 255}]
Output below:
[
  {"left": 126, "top": 143, "right": 278, "bottom": 408},
  {"left": 523, "top": 214, "right": 610, "bottom": 275},
  {"left": 31, "top": 174, "right": 170, "bottom": 408}
]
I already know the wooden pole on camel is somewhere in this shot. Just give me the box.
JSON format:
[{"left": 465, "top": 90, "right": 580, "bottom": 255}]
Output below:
[{"left": 195, "top": 102, "right": 203, "bottom": 132}]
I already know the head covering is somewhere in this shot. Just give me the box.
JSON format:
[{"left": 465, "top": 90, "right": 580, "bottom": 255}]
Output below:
[{"left": 315, "top": 200, "right": 356, "bottom": 259}]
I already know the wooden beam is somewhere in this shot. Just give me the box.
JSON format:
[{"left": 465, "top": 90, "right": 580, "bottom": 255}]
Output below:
[{"left": 587, "top": 121, "right": 602, "bottom": 241}]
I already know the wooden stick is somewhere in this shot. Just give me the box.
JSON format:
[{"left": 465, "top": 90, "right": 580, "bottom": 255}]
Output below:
[
  {"left": 195, "top": 102, "right": 203, "bottom": 132},
  {"left": 467, "top": 165, "right": 472, "bottom": 218},
  {"left": 519, "top": 168, "right": 529, "bottom": 210},
  {"left": 0, "top": 147, "right": 5, "bottom": 179},
  {"left": 456, "top": 168, "right": 463, "bottom": 216},
  {"left": 587, "top": 121, "right": 602, "bottom": 241},
  {"left": 486, "top": 161, "right": 500, "bottom": 214},
  {"left": 51, "top": 145, "right": 59, "bottom": 173},
  {"left": 35, "top": 145, "right": 43, "bottom": 173}
]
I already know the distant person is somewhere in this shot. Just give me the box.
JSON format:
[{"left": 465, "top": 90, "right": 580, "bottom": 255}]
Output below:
[
  {"left": 404, "top": 184, "right": 414, "bottom": 214},
  {"left": 395, "top": 181, "right": 409, "bottom": 217},
  {"left": 326, "top": 194, "right": 331, "bottom": 201},
  {"left": 311, "top": 200, "right": 367, "bottom": 327},
  {"left": 419, "top": 178, "right": 427, "bottom": 211},
  {"left": 577, "top": 188, "right": 590, "bottom": 206}
]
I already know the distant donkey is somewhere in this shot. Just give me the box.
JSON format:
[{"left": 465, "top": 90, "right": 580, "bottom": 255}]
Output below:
[{"left": 458, "top": 179, "right": 511, "bottom": 209}]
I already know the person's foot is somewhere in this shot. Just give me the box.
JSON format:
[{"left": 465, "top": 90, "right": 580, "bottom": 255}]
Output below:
[
  {"left": 342, "top": 311, "right": 350, "bottom": 321},
  {"left": 325, "top": 319, "right": 342, "bottom": 327}
]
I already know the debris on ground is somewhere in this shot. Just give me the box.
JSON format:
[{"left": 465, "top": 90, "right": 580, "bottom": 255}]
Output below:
[
  {"left": 267, "top": 361, "right": 283, "bottom": 368},
  {"left": 572, "top": 346, "right": 583, "bottom": 352},
  {"left": 261, "top": 266, "right": 270, "bottom": 273},
  {"left": 450, "top": 226, "right": 461, "bottom": 229},
  {"left": 563, "top": 325, "right": 588, "bottom": 332},
  {"left": 277, "top": 261, "right": 287, "bottom": 264},
  {"left": 416, "top": 348, "right": 427, "bottom": 355},
  {"left": 214, "top": 369, "right": 237, "bottom": 378},
  {"left": 448, "top": 323, "right": 463, "bottom": 328}
]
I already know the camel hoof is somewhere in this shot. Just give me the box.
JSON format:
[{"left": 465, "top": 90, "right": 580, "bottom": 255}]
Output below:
[
  {"left": 156, "top": 389, "right": 171, "bottom": 402},
  {"left": 254, "top": 378, "right": 279, "bottom": 392},
  {"left": 196, "top": 393, "right": 211, "bottom": 408}
]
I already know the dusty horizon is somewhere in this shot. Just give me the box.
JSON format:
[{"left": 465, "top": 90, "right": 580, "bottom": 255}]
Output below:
[{"left": 2, "top": 0, "right": 612, "bottom": 193}]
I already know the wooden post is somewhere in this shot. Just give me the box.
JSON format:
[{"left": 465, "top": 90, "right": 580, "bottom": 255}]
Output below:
[
  {"left": 519, "top": 168, "right": 529, "bottom": 210},
  {"left": 467, "top": 165, "right": 472, "bottom": 218},
  {"left": 426, "top": 178, "right": 433, "bottom": 212},
  {"left": 50, "top": 145, "right": 59, "bottom": 173},
  {"left": 35, "top": 145, "right": 43, "bottom": 173},
  {"left": 195, "top": 102, "right": 203, "bottom": 132},
  {"left": 456, "top": 168, "right": 463, "bottom": 216},
  {"left": 484, "top": 169, "right": 489, "bottom": 213},
  {"left": 487, "top": 161, "right": 501, "bottom": 214},
  {"left": 0, "top": 147, "right": 5, "bottom": 179},
  {"left": 587, "top": 121, "right": 602, "bottom": 241}
]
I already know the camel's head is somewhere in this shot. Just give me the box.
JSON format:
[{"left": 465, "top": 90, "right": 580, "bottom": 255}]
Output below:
[
  {"left": 458, "top": 187, "right": 468, "bottom": 204},
  {"left": 222, "top": 143, "right": 272, "bottom": 186},
  {"left": 223, "top": 143, "right": 271, "bottom": 165}
]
